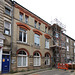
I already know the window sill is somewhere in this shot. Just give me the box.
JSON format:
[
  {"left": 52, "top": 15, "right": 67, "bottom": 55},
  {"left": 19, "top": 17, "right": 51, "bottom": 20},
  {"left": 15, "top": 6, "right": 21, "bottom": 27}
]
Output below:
[
  {"left": 45, "top": 47, "right": 50, "bottom": 50},
  {"left": 34, "top": 44, "right": 40, "bottom": 49},
  {"left": 17, "top": 41, "right": 30, "bottom": 46},
  {"left": 17, "top": 66, "right": 28, "bottom": 68},
  {"left": 3, "top": 33, "right": 11, "bottom": 37},
  {"left": 33, "top": 65, "right": 41, "bottom": 67},
  {"left": 4, "top": 13, "right": 11, "bottom": 17}
]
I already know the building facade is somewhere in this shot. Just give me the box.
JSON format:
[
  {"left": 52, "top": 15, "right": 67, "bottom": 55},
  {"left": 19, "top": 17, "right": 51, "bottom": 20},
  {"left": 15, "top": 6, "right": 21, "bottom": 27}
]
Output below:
[{"left": 0, "top": 0, "right": 75, "bottom": 73}]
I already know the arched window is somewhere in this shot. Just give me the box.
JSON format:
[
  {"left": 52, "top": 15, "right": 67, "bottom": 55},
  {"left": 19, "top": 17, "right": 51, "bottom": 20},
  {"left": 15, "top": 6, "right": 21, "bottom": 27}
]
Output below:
[
  {"left": 17, "top": 50, "right": 28, "bottom": 67},
  {"left": 45, "top": 53, "right": 50, "bottom": 65},
  {"left": 34, "top": 52, "right": 41, "bottom": 66}
]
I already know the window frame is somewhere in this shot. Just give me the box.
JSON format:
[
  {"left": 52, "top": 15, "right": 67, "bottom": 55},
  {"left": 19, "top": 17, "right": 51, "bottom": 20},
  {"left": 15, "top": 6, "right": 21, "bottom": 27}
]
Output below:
[
  {"left": 34, "top": 20, "right": 37, "bottom": 28},
  {"left": 45, "top": 27, "right": 47, "bottom": 33},
  {"left": 45, "top": 38, "right": 49, "bottom": 49},
  {"left": 38, "top": 23, "right": 41, "bottom": 29},
  {"left": 34, "top": 52, "right": 41, "bottom": 66},
  {"left": 34, "top": 34, "right": 40, "bottom": 46},
  {"left": 67, "top": 45, "right": 69, "bottom": 51},
  {"left": 19, "top": 28, "right": 27, "bottom": 43},
  {"left": 45, "top": 54, "right": 50, "bottom": 65},
  {"left": 19, "top": 12, "right": 23, "bottom": 21},
  {"left": 25, "top": 15, "right": 29, "bottom": 24},
  {"left": 5, "top": 6, "right": 11, "bottom": 16},
  {"left": 4, "top": 21, "right": 11, "bottom": 35},
  {"left": 17, "top": 51, "right": 28, "bottom": 67}
]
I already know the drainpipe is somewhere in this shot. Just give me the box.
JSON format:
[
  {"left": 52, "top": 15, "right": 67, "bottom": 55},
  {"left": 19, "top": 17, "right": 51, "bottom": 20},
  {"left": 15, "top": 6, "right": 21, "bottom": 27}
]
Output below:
[{"left": 10, "top": 0, "right": 14, "bottom": 72}]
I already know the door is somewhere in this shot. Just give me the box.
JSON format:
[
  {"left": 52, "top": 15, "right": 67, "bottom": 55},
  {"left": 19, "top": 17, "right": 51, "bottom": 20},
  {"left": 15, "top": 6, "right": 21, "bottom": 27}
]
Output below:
[{"left": 2, "top": 55, "right": 10, "bottom": 73}]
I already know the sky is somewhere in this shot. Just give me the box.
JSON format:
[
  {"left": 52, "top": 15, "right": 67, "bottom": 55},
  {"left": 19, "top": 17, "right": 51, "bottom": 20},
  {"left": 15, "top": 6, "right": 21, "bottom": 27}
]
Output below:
[{"left": 14, "top": 0, "right": 75, "bottom": 40}]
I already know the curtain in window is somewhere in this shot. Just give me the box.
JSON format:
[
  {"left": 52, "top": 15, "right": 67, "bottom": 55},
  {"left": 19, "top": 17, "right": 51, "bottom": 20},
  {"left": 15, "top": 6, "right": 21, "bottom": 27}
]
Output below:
[
  {"left": 23, "top": 57, "right": 26, "bottom": 66},
  {"left": 34, "top": 34, "right": 40, "bottom": 45},
  {"left": 18, "top": 56, "right": 22, "bottom": 66}
]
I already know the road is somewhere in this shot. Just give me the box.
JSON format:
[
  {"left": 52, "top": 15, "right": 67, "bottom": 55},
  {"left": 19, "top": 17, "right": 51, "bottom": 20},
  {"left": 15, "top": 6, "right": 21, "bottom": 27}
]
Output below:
[{"left": 28, "top": 69, "right": 72, "bottom": 75}]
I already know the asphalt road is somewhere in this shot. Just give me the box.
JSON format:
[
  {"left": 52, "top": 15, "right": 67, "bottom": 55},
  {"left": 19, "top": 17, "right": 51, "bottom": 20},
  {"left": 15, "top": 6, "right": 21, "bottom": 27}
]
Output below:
[{"left": 28, "top": 69, "right": 72, "bottom": 75}]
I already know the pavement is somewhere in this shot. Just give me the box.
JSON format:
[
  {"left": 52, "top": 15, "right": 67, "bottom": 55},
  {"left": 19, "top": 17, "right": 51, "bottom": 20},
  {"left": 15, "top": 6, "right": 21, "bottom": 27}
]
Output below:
[{"left": 2, "top": 68, "right": 75, "bottom": 75}]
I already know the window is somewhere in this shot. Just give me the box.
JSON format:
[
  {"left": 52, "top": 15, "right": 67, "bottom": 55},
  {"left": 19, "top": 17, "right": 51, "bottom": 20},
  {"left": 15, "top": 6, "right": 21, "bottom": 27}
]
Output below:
[
  {"left": 17, "top": 51, "right": 28, "bottom": 67},
  {"left": 34, "top": 52, "right": 41, "bottom": 66},
  {"left": 45, "top": 54, "right": 50, "bottom": 65},
  {"left": 34, "top": 34, "right": 40, "bottom": 46},
  {"left": 19, "top": 12, "right": 23, "bottom": 21},
  {"left": 45, "top": 27, "right": 47, "bottom": 33},
  {"left": 66, "top": 38, "right": 69, "bottom": 42},
  {"left": 74, "top": 42, "right": 75, "bottom": 46},
  {"left": 56, "top": 33, "right": 59, "bottom": 38},
  {"left": 19, "top": 28, "right": 27, "bottom": 43},
  {"left": 48, "top": 29, "right": 49, "bottom": 34},
  {"left": 34, "top": 21, "right": 37, "bottom": 28},
  {"left": 5, "top": 7, "right": 11, "bottom": 16},
  {"left": 45, "top": 38, "right": 49, "bottom": 49},
  {"left": 74, "top": 48, "right": 75, "bottom": 53},
  {"left": 38, "top": 23, "right": 41, "bottom": 29},
  {"left": 4, "top": 21, "right": 11, "bottom": 35},
  {"left": 67, "top": 46, "right": 69, "bottom": 51},
  {"left": 25, "top": 15, "right": 28, "bottom": 24}
]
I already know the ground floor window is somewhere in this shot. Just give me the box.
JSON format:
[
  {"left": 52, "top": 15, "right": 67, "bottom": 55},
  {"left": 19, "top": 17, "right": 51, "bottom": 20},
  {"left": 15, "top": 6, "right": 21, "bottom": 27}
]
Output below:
[
  {"left": 34, "top": 52, "right": 41, "bottom": 66},
  {"left": 45, "top": 53, "right": 50, "bottom": 65},
  {"left": 17, "top": 50, "right": 28, "bottom": 67}
]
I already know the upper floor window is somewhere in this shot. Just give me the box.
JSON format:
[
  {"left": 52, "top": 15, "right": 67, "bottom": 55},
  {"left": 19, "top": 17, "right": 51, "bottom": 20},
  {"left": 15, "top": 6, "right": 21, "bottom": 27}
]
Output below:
[
  {"left": 74, "top": 42, "right": 75, "bottom": 46},
  {"left": 74, "top": 48, "right": 75, "bottom": 53},
  {"left": 19, "top": 28, "right": 27, "bottom": 43},
  {"left": 25, "top": 15, "right": 29, "bottom": 24},
  {"left": 34, "top": 34, "right": 40, "bottom": 46},
  {"left": 19, "top": 12, "right": 23, "bottom": 21},
  {"left": 45, "top": 27, "right": 47, "bottom": 33},
  {"left": 56, "top": 33, "right": 59, "bottom": 38},
  {"left": 48, "top": 29, "right": 50, "bottom": 34},
  {"left": 34, "top": 21, "right": 37, "bottom": 28},
  {"left": 38, "top": 23, "right": 41, "bottom": 29},
  {"left": 66, "top": 38, "right": 69, "bottom": 42},
  {"left": 45, "top": 38, "right": 49, "bottom": 49},
  {"left": 5, "top": 7, "right": 11, "bottom": 16},
  {"left": 67, "top": 46, "right": 69, "bottom": 51},
  {"left": 4, "top": 21, "right": 11, "bottom": 35}
]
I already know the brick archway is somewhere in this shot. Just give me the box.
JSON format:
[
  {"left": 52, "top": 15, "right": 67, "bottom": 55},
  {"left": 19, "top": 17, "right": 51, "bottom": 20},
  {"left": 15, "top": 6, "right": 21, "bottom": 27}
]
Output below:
[
  {"left": 16, "top": 48, "right": 29, "bottom": 56},
  {"left": 33, "top": 50, "right": 42, "bottom": 57},
  {"left": 45, "top": 52, "right": 51, "bottom": 58}
]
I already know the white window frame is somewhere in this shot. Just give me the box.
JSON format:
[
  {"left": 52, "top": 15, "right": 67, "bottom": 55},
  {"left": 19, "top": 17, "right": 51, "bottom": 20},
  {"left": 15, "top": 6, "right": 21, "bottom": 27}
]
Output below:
[
  {"left": 74, "top": 48, "right": 75, "bottom": 53},
  {"left": 34, "top": 21, "right": 37, "bottom": 28},
  {"left": 67, "top": 46, "right": 69, "bottom": 51},
  {"left": 74, "top": 42, "right": 75, "bottom": 46},
  {"left": 34, "top": 34, "right": 40, "bottom": 46},
  {"left": 5, "top": 6, "right": 11, "bottom": 16},
  {"left": 25, "top": 15, "right": 28, "bottom": 24},
  {"left": 38, "top": 23, "right": 41, "bottom": 29},
  {"left": 34, "top": 53, "right": 41, "bottom": 66},
  {"left": 66, "top": 38, "right": 69, "bottom": 42},
  {"left": 56, "top": 33, "right": 59, "bottom": 38},
  {"left": 45, "top": 38, "right": 49, "bottom": 49},
  {"left": 45, "top": 27, "right": 47, "bottom": 33},
  {"left": 19, "top": 12, "right": 23, "bottom": 21},
  {"left": 45, "top": 54, "right": 50, "bottom": 65},
  {"left": 4, "top": 21, "right": 11, "bottom": 35},
  {"left": 17, "top": 51, "right": 28, "bottom": 67},
  {"left": 19, "top": 28, "right": 27, "bottom": 43}
]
